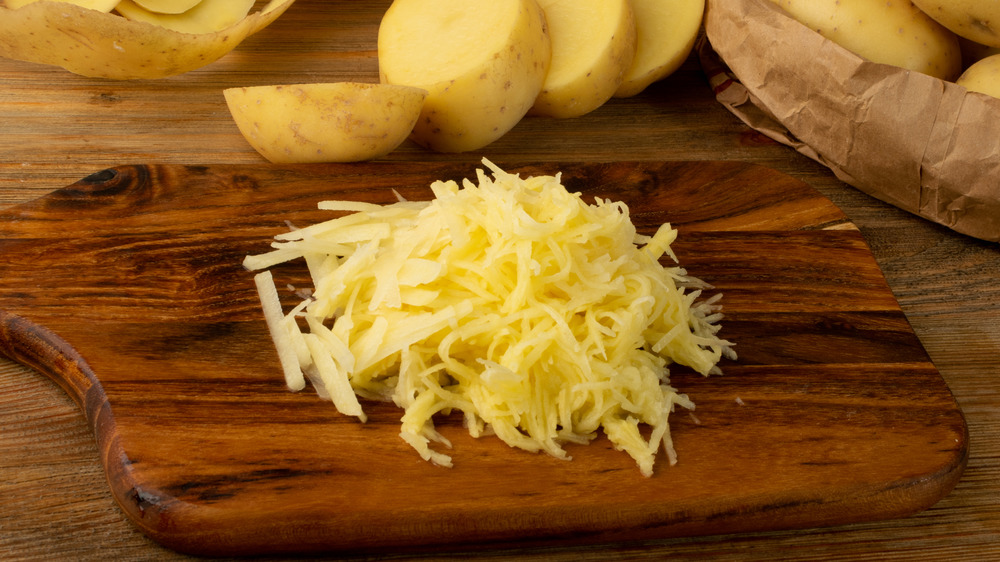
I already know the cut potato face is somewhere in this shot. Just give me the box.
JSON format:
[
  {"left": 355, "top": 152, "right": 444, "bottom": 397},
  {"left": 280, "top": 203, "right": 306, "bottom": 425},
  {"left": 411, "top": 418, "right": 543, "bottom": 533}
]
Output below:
[
  {"left": 115, "top": 0, "right": 253, "bottom": 34},
  {"left": 0, "top": 0, "right": 296, "bottom": 79},
  {"left": 615, "top": 0, "right": 705, "bottom": 97},
  {"left": 530, "top": 0, "right": 636, "bottom": 118},
  {"left": 132, "top": 0, "right": 202, "bottom": 15},
  {"left": 378, "top": 0, "right": 551, "bottom": 153},
  {"left": 4, "top": 0, "right": 120, "bottom": 11},
  {"left": 224, "top": 83, "right": 428, "bottom": 163}
]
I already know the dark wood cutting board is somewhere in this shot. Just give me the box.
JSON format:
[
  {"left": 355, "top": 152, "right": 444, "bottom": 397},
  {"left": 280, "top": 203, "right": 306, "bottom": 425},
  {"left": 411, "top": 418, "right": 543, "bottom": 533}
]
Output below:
[{"left": 0, "top": 161, "right": 967, "bottom": 557}]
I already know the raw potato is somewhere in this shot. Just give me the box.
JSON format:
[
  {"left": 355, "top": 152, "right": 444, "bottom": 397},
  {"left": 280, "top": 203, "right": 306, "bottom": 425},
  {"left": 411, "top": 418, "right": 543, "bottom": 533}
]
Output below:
[
  {"left": 912, "top": 0, "right": 1000, "bottom": 48},
  {"left": 224, "top": 83, "right": 428, "bottom": 164},
  {"left": 377, "top": 0, "right": 551, "bottom": 153},
  {"left": 957, "top": 54, "right": 1000, "bottom": 99},
  {"left": 0, "top": 0, "right": 296, "bottom": 79},
  {"left": 767, "top": 0, "right": 962, "bottom": 80},
  {"left": 115, "top": 0, "right": 253, "bottom": 33},
  {"left": 132, "top": 0, "right": 202, "bottom": 14},
  {"left": 614, "top": 0, "right": 704, "bottom": 97},
  {"left": 4, "top": 0, "right": 119, "bottom": 11},
  {"left": 530, "top": 0, "right": 636, "bottom": 118}
]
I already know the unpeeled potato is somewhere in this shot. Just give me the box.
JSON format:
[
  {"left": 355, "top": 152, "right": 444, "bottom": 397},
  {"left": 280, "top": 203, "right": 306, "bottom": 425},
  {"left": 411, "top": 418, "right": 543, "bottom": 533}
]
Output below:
[
  {"left": 957, "top": 54, "right": 1000, "bottom": 99},
  {"left": 377, "top": 0, "right": 551, "bottom": 153},
  {"left": 530, "top": 0, "right": 636, "bottom": 118},
  {"left": 224, "top": 83, "right": 428, "bottom": 164},
  {"left": 115, "top": 0, "right": 254, "bottom": 34},
  {"left": 4, "top": 0, "right": 119, "bottom": 11},
  {"left": 0, "top": 0, "right": 296, "bottom": 79},
  {"left": 767, "top": 0, "right": 962, "bottom": 81},
  {"left": 912, "top": 0, "right": 1000, "bottom": 48}
]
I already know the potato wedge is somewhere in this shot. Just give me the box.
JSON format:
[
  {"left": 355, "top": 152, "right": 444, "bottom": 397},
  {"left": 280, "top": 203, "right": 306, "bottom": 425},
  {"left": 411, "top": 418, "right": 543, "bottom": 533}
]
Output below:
[
  {"left": 530, "top": 0, "right": 636, "bottom": 118},
  {"left": 615, "top": 0, "right": 704, "bottom": 97},
  {"left": 115, "top": 0, "right": 252, "bottom": 34},
  {"left": 0, "top": 0, "right": 296, "bottom": 79},
  {"left": 4, "top": 0, "right": 119, "bottom": 11},
  {"left": 224, "top": 83, "right": 428, "bottom": 163},
  {"left": 378, "top": 0, "right": 551, "bottom": 153}
]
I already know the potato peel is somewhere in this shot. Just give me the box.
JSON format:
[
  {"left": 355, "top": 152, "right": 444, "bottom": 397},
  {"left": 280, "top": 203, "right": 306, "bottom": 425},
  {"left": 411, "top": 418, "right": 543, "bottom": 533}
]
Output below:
[{"left": 0, "top": 0, "right": 297, "bottom": 79}]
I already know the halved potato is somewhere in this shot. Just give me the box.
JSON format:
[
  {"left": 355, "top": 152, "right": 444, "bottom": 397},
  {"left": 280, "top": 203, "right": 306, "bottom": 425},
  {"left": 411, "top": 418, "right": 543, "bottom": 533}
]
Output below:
[
  {"left": 224, "top": 82, "right": 428, "bottom": 163},
  {"left": 378, "top": 0, "right": 551, "bottom": 153},
  {"left": 0, "top": 0, "right": 296, "bottom": 79},
  {"left": 530, "top": 0, "right": 637, "bottom": 118}
]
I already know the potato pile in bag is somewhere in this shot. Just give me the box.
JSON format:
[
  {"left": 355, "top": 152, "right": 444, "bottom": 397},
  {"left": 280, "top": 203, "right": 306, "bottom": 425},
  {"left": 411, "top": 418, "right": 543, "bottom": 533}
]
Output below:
[{"left": 244, "top": 160, "right": 734, "bottom": 476}]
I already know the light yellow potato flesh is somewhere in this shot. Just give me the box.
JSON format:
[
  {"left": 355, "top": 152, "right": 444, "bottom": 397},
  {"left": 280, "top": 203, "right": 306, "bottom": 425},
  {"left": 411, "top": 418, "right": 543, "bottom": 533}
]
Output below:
[
  {"left": 224, "top": 83, "right": 428, "bottom": 164},
  {"left": 530, "top": 0, "right": 636, "bottom": 118},
  {"left": 768, "top": 0, "right": 962, "bottom": 81},
  {"left": 115, "top": 0, "right": 253, "bottom": 34},
  {"left": 0, "top": 0, "right": 296, "bottom": 79},
  {"left": 132, "top": 0, "right": 202, "bottom": 15},
  {"left": 957, "top": 53, "right": 1000, "bottom": 98},
  {"left": 4, "top": 0, "right": 119, "bottom": 11},
  {"left": 378, "top": 0, "right": 551, "bottom": 153},
  {"left": 912, "top": 0, "right": 1000, "bottom": 48},
  {"left": 614, "top": 0, "right": 704, "bottom": 97}
]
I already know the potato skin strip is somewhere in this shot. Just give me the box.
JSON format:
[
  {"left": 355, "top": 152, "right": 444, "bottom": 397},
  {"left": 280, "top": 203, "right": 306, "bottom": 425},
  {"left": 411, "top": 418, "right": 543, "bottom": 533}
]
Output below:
[{"left": 246, "top": 159, "right": 734, "bottom": 476}]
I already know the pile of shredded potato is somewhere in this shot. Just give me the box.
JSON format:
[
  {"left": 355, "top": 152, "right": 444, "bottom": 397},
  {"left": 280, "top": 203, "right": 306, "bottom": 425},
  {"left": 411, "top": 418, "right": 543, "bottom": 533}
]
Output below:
[{"left": 244, "top": 160, "right": 734, "bottom": 476}]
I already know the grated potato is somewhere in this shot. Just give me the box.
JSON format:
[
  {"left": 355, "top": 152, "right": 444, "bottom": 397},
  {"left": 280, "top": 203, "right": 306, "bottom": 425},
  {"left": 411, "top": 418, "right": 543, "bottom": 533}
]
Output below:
[{"left": 245, "top": 160, "right": 734, "bottom": 476}]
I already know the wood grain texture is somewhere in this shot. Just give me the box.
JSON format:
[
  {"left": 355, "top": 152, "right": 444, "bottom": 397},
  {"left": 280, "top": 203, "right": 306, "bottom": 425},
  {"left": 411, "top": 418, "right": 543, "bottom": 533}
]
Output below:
[
  {"left": 0, "top": 161, "right": 966, "bottom": 556},
  {"left": 2, "top": 1, "right": 998, "bottom": 559}
]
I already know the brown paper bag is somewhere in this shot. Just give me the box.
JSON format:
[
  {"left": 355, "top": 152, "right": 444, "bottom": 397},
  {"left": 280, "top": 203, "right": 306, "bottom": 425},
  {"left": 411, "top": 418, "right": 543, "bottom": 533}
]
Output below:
[{"left": 700, "top": 0, "right": 1000, "bottom": 242}]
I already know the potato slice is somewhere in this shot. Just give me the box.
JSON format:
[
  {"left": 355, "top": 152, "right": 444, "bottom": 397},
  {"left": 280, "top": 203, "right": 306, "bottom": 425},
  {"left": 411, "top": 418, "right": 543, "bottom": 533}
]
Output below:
[
  {"left": 224, "top": 83, "right": 428, "bottom": 163},
  {"left": 132, "top": 0, "right": 202, "bottom": 14},
  {"left": 614, "top": 0, "right": 705, "bottom": 97},
  {"left": 0, "top": 0, "right": 296, "bottom": 79},
  {"left": 4, "top": 0, "right": 119, "bottom": 11},
  {"left": 530, "top": 0, "right": 636, "bottom": 118},
  {"left": 377, "top": 0, "right": 551, "bottom": 153},
  {"left": 115, "top": 0, "right": 252, "bottom": 34}
]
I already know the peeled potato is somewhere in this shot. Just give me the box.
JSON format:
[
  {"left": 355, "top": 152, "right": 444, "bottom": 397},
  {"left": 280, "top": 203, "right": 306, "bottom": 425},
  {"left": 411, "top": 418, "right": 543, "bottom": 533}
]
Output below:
[
  {"left": 614, "top": 0, "right": 705, "bottom": 97},
  {"left": 132, "top": 0, "right": 201, "bottom": 14},
  {"left": 0, "top": 0, "right": 296, "bottom": 79},
  {"left": 224, "top": 83, "right": 428, "bottom": 164},
  {"left": 4, "top": 0, "right": 120, "bottom": 11},
  {"left": 115, "top": 0, "right": 252, "bottom": 33},
  {"left": 530, "top": 0, "right": 636, "bottom": 118},
  {"left": 377, "top": 0, "right": 551, "bottom": 153}
]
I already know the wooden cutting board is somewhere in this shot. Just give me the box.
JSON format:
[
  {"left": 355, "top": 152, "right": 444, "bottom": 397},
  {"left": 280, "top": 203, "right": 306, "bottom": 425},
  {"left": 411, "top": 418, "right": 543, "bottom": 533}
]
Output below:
[{"left": 0, "top": 161, "right": 967, "bottom": 557}]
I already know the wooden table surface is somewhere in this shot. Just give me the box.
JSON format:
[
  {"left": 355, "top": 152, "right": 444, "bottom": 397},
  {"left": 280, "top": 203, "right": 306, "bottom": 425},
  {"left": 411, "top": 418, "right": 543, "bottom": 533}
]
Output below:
[{"left": 1, "top": 1, "right": 997, "bottom": 560}]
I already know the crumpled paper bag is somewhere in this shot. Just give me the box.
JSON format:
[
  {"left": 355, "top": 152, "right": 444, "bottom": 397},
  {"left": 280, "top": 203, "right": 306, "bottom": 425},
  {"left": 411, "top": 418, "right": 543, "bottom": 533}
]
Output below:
[{"left": 699, "top": 0, "right": 1000, "bottom": 242}]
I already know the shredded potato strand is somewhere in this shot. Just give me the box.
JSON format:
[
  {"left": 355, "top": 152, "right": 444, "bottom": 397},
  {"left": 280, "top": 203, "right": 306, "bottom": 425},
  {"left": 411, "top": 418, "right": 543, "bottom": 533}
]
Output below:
[{"left": 245, "top": 160, "right": 734, "bottom": 476}]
